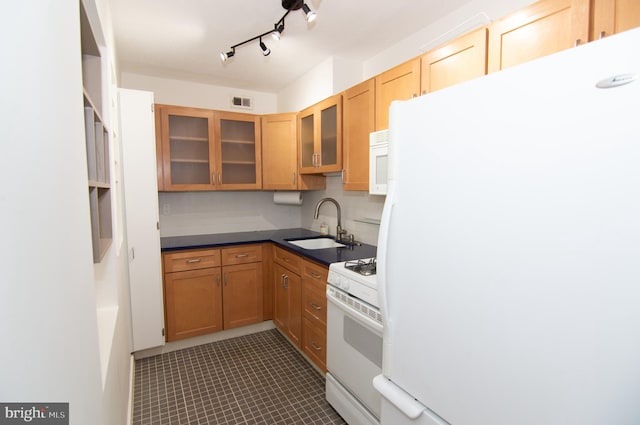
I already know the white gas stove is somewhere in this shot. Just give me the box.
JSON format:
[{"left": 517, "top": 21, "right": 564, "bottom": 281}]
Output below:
[
  {"left": 326, "top": 257, "right": 383, "bottom": 424},
  {"left": 327, "top": 258, "right": 379, "bottom": 308}
]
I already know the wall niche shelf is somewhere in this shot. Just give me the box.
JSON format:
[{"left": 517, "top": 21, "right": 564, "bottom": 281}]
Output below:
[{"left": 81, "top": 1, "right": 112, "bottom": 263}]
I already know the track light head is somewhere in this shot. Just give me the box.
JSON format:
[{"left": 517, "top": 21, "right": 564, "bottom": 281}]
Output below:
[
  {"left": 259, "top": 39, "right": 271, "bottom": 56},
  {"left": 220, "top": 50, "right": 235, "bottom": 62},
  {"left": 271, "top": 23, "right": 285, "bottom": 41},
  {"left": 302, "top": 3, "right": 316, "bottom": 23}
]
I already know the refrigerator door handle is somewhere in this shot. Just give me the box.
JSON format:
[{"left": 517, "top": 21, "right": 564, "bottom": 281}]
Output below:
[
  {"left": 376, "top": 180, "right": 396, "bottom": 322},
  {"left": 373, "top": 375, "right": 450, "bottom": 424}
]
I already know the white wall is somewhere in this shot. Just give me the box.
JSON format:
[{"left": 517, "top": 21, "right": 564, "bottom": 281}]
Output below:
[
  {"left": 121, "top": 72, "right": 278, "bottom": 113},
  {"left": 0, "top": 2, "right": 110, "bottom": 424},
  {"left": 1, "top": 1, "right": 135, "bottom": 424},
  {"left": 277, "top": 57, "right": 335, "bottom": 112}
]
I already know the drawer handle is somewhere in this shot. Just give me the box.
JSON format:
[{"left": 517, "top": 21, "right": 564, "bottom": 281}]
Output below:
[
  {"left": 283, "top": 257, "right": 290, "bottom": 262},
  {"left": 235, "top": 254, "right": 249, "bottom": 258},
  {"left": 186, "top": 258, "right": 201, "bottom": 264},
  {"left": 310, "top": 272, "right": 322, "bottom": 279},
  {"left": 310, "top": 341, "right": 322, "bottom": 351},
  {"left": 310, "top": 302, "right": 322, "bottom": 311}
]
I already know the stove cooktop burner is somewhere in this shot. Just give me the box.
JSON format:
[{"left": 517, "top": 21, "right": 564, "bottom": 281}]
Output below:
[{"left": 344, "top": 258, "right": 376, "bottom": 276}]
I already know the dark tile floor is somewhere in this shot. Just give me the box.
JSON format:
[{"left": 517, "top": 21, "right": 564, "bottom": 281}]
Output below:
[{"left": 133, "top": 329, "right": 346, "bottom": 425}]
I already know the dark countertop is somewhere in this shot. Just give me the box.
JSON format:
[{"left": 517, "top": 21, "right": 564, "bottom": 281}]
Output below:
[{"left": 161, "top": 228, "right": 377, "bottom": 266}]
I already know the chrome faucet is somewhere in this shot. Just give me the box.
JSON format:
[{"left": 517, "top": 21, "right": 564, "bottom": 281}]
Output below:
[{"left": 313, "top": 197, "right": 347, "bottom": 241}]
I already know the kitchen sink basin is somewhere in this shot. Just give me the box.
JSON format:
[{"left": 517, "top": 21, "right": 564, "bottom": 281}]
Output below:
[{"left": 287, "top": 237, "right": 346, "bottom": 250}]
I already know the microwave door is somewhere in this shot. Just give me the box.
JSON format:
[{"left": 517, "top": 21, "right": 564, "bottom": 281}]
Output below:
[{"left": 370, "top": 144, "right": 388, "bottom": 195}]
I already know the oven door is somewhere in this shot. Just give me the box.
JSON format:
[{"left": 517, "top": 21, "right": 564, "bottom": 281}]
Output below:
[{"left": 327, "top": 286, "right": 383, "bottom": 419}]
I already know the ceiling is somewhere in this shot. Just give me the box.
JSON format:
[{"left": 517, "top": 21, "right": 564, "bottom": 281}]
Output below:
[{"left": 110, "top": 0, "right": 473, "bottom": 93}]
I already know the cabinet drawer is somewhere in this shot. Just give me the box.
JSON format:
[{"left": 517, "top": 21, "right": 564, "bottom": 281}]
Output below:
[
  {"left": 163, "top": 249, "right": 221, "bottom": 273},
  {"left": 273, "top": 246, "right": 302, "bottom": 274},
  {"left": 302, "top": 316, "right": 327, "bottom": 372},
  {"left": 222, "top": 244, "right": 262, "bottom": 266},
  {"left": 303, "top": 279, "right": 327, "bottom": 325},
  {"left": 302, "top": 259, "right": 328, "bottom": 282}
]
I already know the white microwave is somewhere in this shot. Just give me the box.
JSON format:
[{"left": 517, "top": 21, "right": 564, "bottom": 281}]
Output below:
[{"left": 369, "top": 129, "right": 389, "bottom": 195}]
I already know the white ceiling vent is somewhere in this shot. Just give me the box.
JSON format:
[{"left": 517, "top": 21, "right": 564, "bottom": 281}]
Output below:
[{"left": 231, "top": 96, "right": 252, "bottom": 110}]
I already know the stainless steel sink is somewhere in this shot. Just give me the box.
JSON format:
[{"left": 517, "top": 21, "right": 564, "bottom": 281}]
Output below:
[{"left": 287, "top": 237, "right": 346, "bottom": 250}]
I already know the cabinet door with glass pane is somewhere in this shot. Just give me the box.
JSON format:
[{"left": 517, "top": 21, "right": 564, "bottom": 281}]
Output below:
[
  {"left": 298, "top": 94, "right": 342, "bottom": 174},
  {"left": 160, "top": 106, "right": 216, "bottom": 191},
  {"left": 215, "top": 111, "right": 262, "bottom": 190}
]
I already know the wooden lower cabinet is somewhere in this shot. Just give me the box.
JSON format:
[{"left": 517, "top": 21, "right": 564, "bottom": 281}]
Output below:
[
  {"left": 222, "top": 262, "right": 263, "bottom": 329},
  {"left": 273, "top": 245, "right": 328, "bottom": 371},
  {"left": 273, "top": 261, "right": 302, "bottom": 348},
  {"left": 301, "top": 259, "right": 328, "bottom": 372},
  {"left": 164, "top": 265, "right": 223, "bottom": 341},
  {"left": 163, "top": 244, "right": 264, "bottom": 342},
  {"left": 302, "top": 317, "right": 326, "bottom": 372}
]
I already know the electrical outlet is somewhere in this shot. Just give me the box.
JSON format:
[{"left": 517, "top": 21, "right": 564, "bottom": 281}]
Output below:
[{"left": 162, "top": 203, "right": 171, "bottom": 215}]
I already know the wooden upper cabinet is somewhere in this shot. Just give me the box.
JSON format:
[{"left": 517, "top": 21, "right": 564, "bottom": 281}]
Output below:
[
  {"left": 421, "top": 27, "right": 488, "bottom": 94},
  {"left": 261, "top": 113, "right": 325, "bottom": 191},
  {"left": 262, "top": 113, "right": 298, "bottom": 190},
  {"left": 159, "top": 105, "right": 216, "bottom": 191},
  {"left": 342, "top": 79, "right": 375, "bottom": 191},
  {"left": 488, "top": 0, "right": 590, "bottom": 73},
  {"left": 298, "top": 94, "right": 343, "bottom": 174},
  {"left": 157, "top": 105, "right": 261, "bottom": 191},
  {"left": 590, "top": 0, "right": 640, "bottom": 40},
  {"left": 375, "top": 58, "right": 420, "bottom": 130},
  {"left": 215, "top": 111, "right": 262, "bottom": 190}
]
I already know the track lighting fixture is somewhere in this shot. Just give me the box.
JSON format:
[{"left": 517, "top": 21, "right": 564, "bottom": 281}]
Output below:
[
  {"left": 259, "top": 38, "right": 271, "bottom": 56},
  {"left": 220, "top": 0, "right": 316, "bottom": 63},
  {"left": 302, "top": 3, "right": 317, "bottom": 23},
  {"left": 271, "top": 23, "right": 284, "bottom": 41},
  {"left": 220, "top": 50, "right": 235, "bottom": 62}
]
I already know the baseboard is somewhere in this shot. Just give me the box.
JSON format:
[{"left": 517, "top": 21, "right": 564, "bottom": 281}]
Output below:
[
  {"left": 126, "top": 353, "right": 135, "bottom": 425},
  {"left": 133, "top": 320, "right": 276, "bottom": 360}
]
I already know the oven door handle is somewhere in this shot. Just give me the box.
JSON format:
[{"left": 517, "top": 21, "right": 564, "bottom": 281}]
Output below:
[{"left": 327, "top": 290, "right": 383, "bottom": 335}]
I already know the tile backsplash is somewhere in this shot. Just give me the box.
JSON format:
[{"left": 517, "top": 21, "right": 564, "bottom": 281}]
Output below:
[{"left": 158, "top": 176, "right": 384, "bottom": 246}]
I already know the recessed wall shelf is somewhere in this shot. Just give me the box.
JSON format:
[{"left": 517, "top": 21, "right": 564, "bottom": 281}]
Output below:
[{"left": 81, "top": 1, "right": 112, "bottom": 263}]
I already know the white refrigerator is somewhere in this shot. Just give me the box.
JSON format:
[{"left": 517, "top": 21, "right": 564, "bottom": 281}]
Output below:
[{"left": 374, "top": 28, "right": 640, "bottom": 425}]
